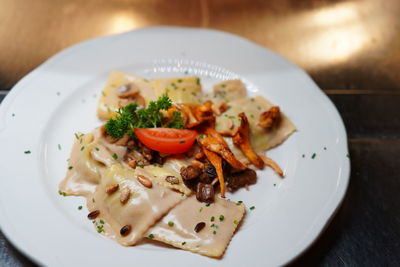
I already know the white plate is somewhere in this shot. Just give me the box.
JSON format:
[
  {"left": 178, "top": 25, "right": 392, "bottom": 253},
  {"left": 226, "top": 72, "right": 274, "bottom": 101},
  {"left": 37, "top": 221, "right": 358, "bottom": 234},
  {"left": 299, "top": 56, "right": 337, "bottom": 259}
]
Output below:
[{"left": 0, "top": 27, "right": 349, "bottom": 267}]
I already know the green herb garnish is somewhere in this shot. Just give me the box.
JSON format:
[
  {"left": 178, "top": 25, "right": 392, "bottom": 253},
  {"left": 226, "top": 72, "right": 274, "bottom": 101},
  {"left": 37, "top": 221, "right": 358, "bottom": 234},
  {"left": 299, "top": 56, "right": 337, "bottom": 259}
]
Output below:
[
  {"left": 105, "top": 95, "right": 183, "bottom": 139},
  {"left": 148, "top": 233, "right": 154, "bottom": 239},
  {"left": 78, "top": 206, "right": 82, "bottom": 210},
  {"left": 24, "top": 150, "right": 31, "bottom": 154},
  {"left": 250, "top": 206, "right": 255, "bottom": 210},
  {"left": 210, "top": 216, "right": 215, "bottom": 222},
  {"left": 311, "top": 153, "right": 316, "bottom": 159},
  {"left": 168, "top": 221, "right": 174, "bottom": 227},
  {"left": 219, "top": 215, "right": 224, "bottom": 221},
  {"left": 112, "top": 153, "right": 118, "bottom": 160}
]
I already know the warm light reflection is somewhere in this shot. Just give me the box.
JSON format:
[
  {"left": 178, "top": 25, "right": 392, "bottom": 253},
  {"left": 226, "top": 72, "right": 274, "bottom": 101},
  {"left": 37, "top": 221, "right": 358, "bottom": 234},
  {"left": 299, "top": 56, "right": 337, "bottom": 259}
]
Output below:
[
  {"left": 311, "top": 3, "right": 358, "bottom": 26},
  {"left": 107, "top": 12, "right": 139, "bottom": 34},
  {"left": 267, "top": 1, "right": 370, "bottom": 68},
  {"left": 303, "top": 2, "right": 369, "bottom": 64}
]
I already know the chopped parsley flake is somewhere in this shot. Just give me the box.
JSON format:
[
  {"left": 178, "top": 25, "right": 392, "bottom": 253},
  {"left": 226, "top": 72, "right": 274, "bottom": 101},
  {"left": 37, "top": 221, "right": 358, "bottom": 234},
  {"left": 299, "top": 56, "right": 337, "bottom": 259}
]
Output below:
[
  {"left": 12, "top": 113, "right": 15, "bottom": 117},
  {"left": 78, "top": 206, "right": 82, "bottom": 210},
  {"left": 196, "top": 78, "right": 200, "bottom": 85},
  {"left": 58, "top": 144, "right": 62, "bottom": 150},
  {"left": 346, "top": 153, "right": 350, "bottom": 158},
  {"left": 182, "top": 241, "right": 186, "bottom": 245},
  {"left": 95, "top": 147, "right": 100, "bottom": 151},
  {"left": 233, "top": 220, "right": 239, "bottom": 225},
  {"left": 219, "top": 215, "right": 225, "bottom": 221},
  {"left": 58, "top": 190, "right": 67, "bottom": 196},
  {"left": 148, "top": 234, "right": 154, "bottom": 239},
  {"left": 80, "top": 146, "right": 85, "bottom": 151},
  {"left": 210, "top": 223, "right": 218, "bottom": 228},
  {"left": 213, "top": 230, "right": 217, "bottom": 235},
  {"left": 273, "top": 183, "right": 276, "bottom": 187},
  {"left": 205, "top": 203, "right": 211, "bottom": 207},
  {"left": 199, "top": 207, "right": 203, "bottom": 212},
  {"left": 168, "top": 221, "right": 174, "bottom": 227},
  {"left": 221, "top": 84, "right": 226, "bottom": 88},
  {"left": 302, "top": 154, "right": 305, "bottom": 158},
  {"left": 177, "top": 79, "right": 183, "bottom": 83},
  {"left": 112, "top": 153, "right": 118, "bottom": 160},
  {"left": 92, "top": 198, "right": 95, "bottom": 203},
  {"left": 68, "top": 166, "right": 73, "bottom": 170},
  {"left": 236, "top": 201, "right": 243, "bottom": 206},
  {"left": 179, "top": 141, "right": 186, "bottom": 143},
  {"left": 24, "top": 150, "right": 31, "bottom": 154},
  {"left": 210, "top": 216, "right": 215, "bottom": 222},
  {"left": 74, "top": 133, "right": 79, "bottom": 139},
  {"left": 311, "top": 153, "right": 316, "bottom": 159},
  {"left": 96, "top": 224, "right": 104, "bottom": 233},
  {"left": 250, "top": 206, "right": 255, "bottom": 210},
  {"left": 99, "top": 219, "right": 105, "bottom": 224}
]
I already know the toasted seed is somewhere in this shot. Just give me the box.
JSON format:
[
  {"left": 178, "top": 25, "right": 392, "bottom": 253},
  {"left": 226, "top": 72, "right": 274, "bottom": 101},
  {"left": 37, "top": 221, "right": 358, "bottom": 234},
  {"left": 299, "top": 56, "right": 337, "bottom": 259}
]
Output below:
[
  {"left": 105, "top": 184, "right": 119, "bottom": 194},
  {"left": 137, "top": 175, "right": 152, "bottom": 188},
  {"left": 120, "top": 225, "right": 132, "bottom": 236},
  {"left": 87, "top": 210, "right": 100, "bottom": 220},
  {"left": 165, "top": 176, "right": 179, "bottom": 185},
  {"left": 128, "top": 160, "right": 137, "bottom": 168},
  {"left": 120, "top": 188, "right": 131, "bottom": 204},
  {"left": 194, "top": 222, "right": 206, "bottom": 233}
]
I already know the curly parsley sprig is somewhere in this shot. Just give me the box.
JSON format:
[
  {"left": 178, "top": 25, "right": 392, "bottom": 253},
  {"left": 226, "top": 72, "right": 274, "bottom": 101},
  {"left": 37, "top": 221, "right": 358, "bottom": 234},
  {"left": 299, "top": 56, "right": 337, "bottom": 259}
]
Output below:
[{"left": 105, "top": 94, "right": 184, "bottom": 139}]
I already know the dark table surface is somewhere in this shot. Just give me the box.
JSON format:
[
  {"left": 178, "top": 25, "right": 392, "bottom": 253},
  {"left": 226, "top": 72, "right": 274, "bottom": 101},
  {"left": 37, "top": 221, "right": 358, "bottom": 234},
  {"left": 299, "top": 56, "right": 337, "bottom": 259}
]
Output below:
[{"left": 1, "top": 0, "right": 400, "bottom": 266}]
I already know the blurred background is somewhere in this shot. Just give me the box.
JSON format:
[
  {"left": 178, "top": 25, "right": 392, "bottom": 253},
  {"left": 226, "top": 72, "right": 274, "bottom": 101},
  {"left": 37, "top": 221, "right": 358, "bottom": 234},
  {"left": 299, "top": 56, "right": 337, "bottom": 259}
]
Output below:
[
  {"left": 0, "top": 0, "right": 399, "bottom": 266},
  {"left": 1, "top": 0, "right": 400, "bottom": 90}
]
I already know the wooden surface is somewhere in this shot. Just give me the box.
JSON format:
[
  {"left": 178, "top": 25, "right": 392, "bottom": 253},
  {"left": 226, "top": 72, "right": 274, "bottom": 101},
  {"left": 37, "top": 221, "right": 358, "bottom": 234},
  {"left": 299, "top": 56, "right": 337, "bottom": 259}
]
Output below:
[{"left": 0, "top": 0, "right": 399, "bottom": 266}]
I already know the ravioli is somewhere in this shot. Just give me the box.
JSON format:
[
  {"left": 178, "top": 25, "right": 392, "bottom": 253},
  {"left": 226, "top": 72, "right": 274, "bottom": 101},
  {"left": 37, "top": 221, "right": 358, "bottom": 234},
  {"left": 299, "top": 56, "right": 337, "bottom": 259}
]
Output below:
[
  {"left": 216, "top": 96, "right": 296, "bottom": 158},
  {"left": 147, "top": 195, "right": 245, "bottom": 258},
  {"left": 91, "top": 164, "right": 185, "bottom": 246},
  {"left": 59, "top": 129, "right": 126, "bottom": 197},
  {"left": 212, "top": 79, "right": 248, "bottom": 104},
  {"left": 97, "top": 71, "right": 156, "bottom": 120},
  {"left": 150, "top": 77, "right": 202, "bottom": 104}
]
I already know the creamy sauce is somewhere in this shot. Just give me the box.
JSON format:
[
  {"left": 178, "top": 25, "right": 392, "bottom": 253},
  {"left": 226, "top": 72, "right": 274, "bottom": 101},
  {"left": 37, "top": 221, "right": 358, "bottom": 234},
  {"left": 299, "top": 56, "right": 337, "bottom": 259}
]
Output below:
[{"left": 147, "top": 195, "right": 245, "bottom": 258}]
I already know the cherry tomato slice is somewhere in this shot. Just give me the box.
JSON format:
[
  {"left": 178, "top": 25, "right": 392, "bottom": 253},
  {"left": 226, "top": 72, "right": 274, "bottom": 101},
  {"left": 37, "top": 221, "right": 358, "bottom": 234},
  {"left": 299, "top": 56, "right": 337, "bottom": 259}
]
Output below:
[{"left": 134, "top": 128, "right": 197, "bottom": 154}]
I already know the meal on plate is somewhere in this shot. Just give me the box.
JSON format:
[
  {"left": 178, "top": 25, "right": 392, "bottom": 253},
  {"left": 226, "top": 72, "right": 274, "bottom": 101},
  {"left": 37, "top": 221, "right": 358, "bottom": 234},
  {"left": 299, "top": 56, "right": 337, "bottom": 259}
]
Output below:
[{"left": 59, "top": 71, "right": 296, "bottom": 258}]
